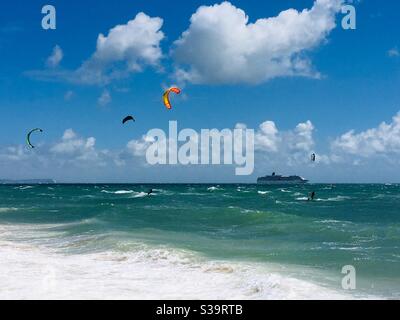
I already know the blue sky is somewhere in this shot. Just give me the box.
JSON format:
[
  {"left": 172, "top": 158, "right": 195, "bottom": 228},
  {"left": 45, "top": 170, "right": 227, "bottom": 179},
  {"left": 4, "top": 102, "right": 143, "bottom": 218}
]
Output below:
[{"left": 0, "top": 0, "right": 399, "bottom": 183}]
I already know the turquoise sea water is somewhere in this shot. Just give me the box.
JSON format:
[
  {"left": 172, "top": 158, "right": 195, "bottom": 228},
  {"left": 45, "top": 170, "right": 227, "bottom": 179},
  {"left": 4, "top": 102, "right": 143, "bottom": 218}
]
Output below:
[{"left": 0, "top": 184, "right": 399, "bottom": 299}]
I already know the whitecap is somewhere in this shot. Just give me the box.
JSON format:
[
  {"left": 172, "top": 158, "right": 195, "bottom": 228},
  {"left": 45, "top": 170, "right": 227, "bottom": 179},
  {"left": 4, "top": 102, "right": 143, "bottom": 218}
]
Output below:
[
  {"left": 18, "top": 186, "right": 34, "bottom": 190},
  {"left": 318, "top": 219, "right": 342, "bottom": 224},
  {"left": 114, "top": 190, "right": 134, "bottom": 195},
  {"left": 132, "top": 192, "right": 149, "bottom": 198},
  {"left": 101, "top": 190, "right": 134, "bottom": 195},
  {"left": 0, "top": 237, "right": 358, "bottom": 300},
  {"left": 0, "top": 207, "right": 19, "bottom": 213},
  {"left": 317, "top": 196, "right": 351, "bottom": 202},
  {"left": 0, "top": 221, "right": 382, "bottom": 300}
]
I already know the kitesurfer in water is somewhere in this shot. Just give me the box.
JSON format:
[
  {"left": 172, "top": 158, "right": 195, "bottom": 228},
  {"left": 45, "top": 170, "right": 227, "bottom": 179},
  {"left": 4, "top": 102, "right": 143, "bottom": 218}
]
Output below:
[
  {"left": 147, "top": 189, "right": 153, "bottom": 196},
  {"left": 308, "top": 191, "right": 316, "bottom": 201}
]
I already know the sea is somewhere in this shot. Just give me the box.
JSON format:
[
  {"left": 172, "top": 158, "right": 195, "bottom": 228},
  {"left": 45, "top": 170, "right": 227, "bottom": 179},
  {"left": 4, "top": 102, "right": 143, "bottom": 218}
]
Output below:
[{"left": 0, "top": 183, "right": 399, "bottom": 300}]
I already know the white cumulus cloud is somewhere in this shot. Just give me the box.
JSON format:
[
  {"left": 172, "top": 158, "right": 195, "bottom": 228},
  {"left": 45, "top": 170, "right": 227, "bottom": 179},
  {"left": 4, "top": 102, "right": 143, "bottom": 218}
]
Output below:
[
  {"left": 127, "top": 134, "right": 158, "bottom": 157},
  {"left": 76, "top": 12, "right": 165, "bottom": 85},
  {"left": 28, "top": 13, "right": 164, "bottom": 86},
  {"left": 126, "top": 119, "right": 316, "bottom": 167},
  {"left": 46, "top": 45, "right": 63, "bottom": 68},
  {"left": 50, "top": 129, "right": 103, "bottom": 164},
  {"left": 97, "top": 89, "right": 112, "bottom": 106},
  {"left": 255, "top": 121, "right": 280, "bottom": 152},
  {"left": 388, "top": 47, "right": 399, "bottom": 57},
  {"left": 172, "top": 0, "right": 343, "bottom": 84},
  {"left": 332, "top": 112, "right": 400, "bottom": 157},
  {"left": 255, "top": 119, "right": 316, "bottom": 166}
]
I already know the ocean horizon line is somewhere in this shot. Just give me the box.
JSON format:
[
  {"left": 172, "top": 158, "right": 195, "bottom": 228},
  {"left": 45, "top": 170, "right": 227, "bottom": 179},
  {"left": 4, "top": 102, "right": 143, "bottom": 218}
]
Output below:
[{"left": 1, "top": 181, "right": 399, "bottom": 185}]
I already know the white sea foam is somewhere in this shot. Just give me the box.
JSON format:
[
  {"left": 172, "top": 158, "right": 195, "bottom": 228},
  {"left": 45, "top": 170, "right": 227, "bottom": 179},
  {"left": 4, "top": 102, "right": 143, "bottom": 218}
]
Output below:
[
  {"left": 318, "top": 220, "right": 343, "bottom": 224},
  {"left": 257, "top": 191, "right": 269, "bottom": 195},
  {"left": 101, "top": 190, "right": 135, "bottom": 195},
  {"left": 131, "top": 192, "right": 149, "bottom": 198},
  {"left": 207, "top": 186, "right": 221, "bottom": 191},
  {"left": 0, "top": 207, "right": 19, "bottom": 213},
  {"left": 180, "top": 192, "right": 205, "bottom": 196},
  {"left": 115, "top": 190, "right": 134, "bottom": 195},
  {"left": 296, "top": 197, "right": 309, "bottom": 201},
  {"left": 296, "top": 196, "right": 350, "bottom": 202},
  {"left": 317, "top": 196, "right": 351, "bottom": 202},
  {"left": 0, "top": 223, "right": 356, "bottom": 300},
  {"left": 0, "top": 240, "right": 352, "bottom": 300},
  {"left": 16, "top": 186, "right": 34, "bottom": 190}
]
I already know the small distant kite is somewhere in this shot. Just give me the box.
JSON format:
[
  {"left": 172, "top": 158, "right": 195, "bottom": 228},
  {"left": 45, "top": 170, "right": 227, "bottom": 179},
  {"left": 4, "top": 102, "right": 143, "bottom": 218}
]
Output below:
[
  {"left": 26, "top": 128, "right": 43, "bottom": 149},
  {"left": 311, "top": 153, "right": 316, "bottom": 162},
  {"left": 163, "top": 87, "right": 181, "bottom": 110},
  {"left": 122, "top": 116, "right": 135, "bottom": 124}
]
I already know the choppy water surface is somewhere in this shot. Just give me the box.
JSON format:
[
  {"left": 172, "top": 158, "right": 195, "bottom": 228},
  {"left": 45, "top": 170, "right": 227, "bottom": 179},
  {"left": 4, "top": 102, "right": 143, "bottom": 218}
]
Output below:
[{"left": 0, "top": 184, "right": 399, "bottom": 299}]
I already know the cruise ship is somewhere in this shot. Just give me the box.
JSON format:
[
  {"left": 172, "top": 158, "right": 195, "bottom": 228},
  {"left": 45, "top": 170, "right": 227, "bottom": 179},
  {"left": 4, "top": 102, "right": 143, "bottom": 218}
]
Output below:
[{"left": 257, "top": 173, "right": 308, "bottom": 185}]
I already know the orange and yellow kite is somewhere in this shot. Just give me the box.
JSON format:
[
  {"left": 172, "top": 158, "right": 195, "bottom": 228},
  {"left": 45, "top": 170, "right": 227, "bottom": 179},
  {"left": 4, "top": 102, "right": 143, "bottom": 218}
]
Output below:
[{"left": 163, "top": 87, "right": 181, "bottom": 110}]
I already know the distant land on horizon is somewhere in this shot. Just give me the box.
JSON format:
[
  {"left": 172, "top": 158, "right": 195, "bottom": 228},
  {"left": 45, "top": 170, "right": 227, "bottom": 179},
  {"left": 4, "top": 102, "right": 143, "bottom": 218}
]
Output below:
[{"left": 0, "top": 179, "right": 57, "bottom": 184}]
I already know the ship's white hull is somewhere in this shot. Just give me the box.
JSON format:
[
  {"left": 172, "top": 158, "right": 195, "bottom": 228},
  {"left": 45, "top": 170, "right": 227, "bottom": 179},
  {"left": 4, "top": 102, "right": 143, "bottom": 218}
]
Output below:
[{"left": 257, "top": 180, "right": 307, "bottom": 185}]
